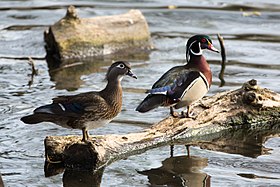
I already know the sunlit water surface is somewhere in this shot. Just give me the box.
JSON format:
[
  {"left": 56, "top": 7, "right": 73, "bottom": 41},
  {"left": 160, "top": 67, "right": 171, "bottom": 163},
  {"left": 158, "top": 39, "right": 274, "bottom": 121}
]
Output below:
[{"left": 0, "top": 0, "right": 280, "bottom": 186}]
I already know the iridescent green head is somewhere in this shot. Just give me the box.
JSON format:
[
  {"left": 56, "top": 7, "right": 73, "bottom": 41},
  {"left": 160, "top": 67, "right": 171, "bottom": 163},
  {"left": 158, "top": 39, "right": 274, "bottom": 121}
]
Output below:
[{"left": 186, "top": 35, "right": 219, "bottom": 62}]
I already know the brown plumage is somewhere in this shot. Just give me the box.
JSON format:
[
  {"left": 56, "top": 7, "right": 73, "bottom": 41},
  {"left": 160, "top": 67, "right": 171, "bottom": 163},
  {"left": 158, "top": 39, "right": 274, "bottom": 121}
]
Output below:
[{"left": 21, "top": 61, "right": 137, "bottom": 142}]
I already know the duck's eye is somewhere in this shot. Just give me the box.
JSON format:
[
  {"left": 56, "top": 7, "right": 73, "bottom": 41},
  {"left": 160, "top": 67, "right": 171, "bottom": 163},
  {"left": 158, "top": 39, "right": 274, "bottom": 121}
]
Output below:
[
  {"left": 118, "top": 64, "right": 125, "bottom": 69},
  {"left": 201, "top": 38, "right": 206, "bottom": 43}
]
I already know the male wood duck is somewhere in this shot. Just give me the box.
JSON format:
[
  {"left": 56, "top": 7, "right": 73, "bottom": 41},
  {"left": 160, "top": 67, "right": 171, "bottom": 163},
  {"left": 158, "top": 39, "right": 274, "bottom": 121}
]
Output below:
[
  {"left": 136, "top": 35, "right": 219, "bottom": 118},
  {"left": 21, "top": 61, "right": 137, "bottom": 142}
]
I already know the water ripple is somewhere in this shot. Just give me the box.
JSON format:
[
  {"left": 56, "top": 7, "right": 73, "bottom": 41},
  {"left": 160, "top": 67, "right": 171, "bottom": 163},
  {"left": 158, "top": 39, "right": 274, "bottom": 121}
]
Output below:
[{"left": 0, "top": 104, "right": 12, "bottom": 114}]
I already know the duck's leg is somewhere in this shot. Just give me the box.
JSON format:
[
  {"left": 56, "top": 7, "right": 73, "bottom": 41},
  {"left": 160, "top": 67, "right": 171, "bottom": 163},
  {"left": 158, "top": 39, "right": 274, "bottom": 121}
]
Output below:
[
  {"left": 82, "top": 128, "right": 90, "bottom": 143},
  {"left": 180, "top": 105, "right": 196, "bottom": 118},
  {"left": 187, "top": 105, "right": 192, "bottom": 118},
  {"left": 170, "top": 106, "right": 179, "bottom": 118},
  {"left": 180, "top": 106, "right": 190, "bottom": 118}
]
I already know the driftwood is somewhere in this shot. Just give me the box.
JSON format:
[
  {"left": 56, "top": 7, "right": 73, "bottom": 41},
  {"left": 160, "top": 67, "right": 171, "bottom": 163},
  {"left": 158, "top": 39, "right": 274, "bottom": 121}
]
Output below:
[
  {"left": 44, "top": 6, "right": 153, "bottom": 62},
  {"left": 44, "top": 79, "right": 280, "bottom": 171}
]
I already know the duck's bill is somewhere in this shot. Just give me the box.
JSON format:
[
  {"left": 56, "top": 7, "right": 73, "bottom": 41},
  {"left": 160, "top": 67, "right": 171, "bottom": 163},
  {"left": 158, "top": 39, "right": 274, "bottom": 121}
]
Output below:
[
  {"left": 208, "top": 44, "right": 219, "bottom": 53},
  {"left": 127, "top": 70, "right": 137, "bottom": 79}
]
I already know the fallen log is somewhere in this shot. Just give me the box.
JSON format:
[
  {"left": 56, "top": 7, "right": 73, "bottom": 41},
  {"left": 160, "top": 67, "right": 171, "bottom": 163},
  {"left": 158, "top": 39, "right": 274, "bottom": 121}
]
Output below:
[
  {"left": 44, "top": 79, "right": 280, "bottom": 170},
  {"left": 44, "top": 6, "right": 153, "bottom": 62}
]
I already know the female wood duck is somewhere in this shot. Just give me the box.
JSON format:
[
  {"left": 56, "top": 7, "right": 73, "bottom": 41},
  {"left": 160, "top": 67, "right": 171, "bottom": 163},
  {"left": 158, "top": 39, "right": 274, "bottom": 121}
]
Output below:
[
  {"left": 21, "top": 61, "right": 137, "bottom": 142},
  {"left": 136, "top": 35, "right": 219, "bottom": 118}
]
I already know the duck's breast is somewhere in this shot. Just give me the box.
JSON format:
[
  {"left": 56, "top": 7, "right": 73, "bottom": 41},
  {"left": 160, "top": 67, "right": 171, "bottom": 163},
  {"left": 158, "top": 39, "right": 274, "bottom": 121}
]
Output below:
[{"left": 174, "top": 74, "right": 209, "bottom": 109}]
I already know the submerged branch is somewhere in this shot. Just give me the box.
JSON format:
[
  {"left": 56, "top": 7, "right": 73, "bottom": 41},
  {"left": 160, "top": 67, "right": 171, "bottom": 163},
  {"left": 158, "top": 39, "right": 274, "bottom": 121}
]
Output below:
[
  {"left": 217, "top": 34, "right": 227, "bottom": 87},
  {"left": 27, "top": 57, "right": 38, "bottom": 88}
]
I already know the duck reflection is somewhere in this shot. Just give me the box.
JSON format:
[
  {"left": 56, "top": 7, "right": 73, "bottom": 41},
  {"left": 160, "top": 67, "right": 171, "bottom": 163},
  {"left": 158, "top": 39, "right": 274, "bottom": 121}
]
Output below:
[
  {"left": 138, "top": 155, "right": 210, "bottom": 187},
  {"left": 46, "top": 53, "right": 149, "bottom": 91}
]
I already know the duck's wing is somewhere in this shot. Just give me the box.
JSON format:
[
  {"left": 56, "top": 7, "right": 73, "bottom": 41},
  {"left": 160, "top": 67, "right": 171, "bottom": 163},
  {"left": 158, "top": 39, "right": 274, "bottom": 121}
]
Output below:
[
  {"left": 152, "top": 65, "right": 186, "bottom": 89},
  {"left": 147, "top": 71, "right": 201, "bottom": 102},
  {"left": 34, "top": 92, "right": 108, "bottom": 118}
]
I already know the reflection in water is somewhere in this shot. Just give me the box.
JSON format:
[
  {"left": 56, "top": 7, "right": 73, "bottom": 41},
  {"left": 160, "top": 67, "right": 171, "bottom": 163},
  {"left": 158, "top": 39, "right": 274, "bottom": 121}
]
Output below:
[
  {"left": 63, "top": 168, "right": 105, "bottom": 187},
  {"left": 138, "top": 155, "right": 210, "bottom": 187},
  {"left": 47, "top": 56, "right": 111, "bottom": 91},
  {"left": 44, "top": 162, "right": 105, "bottom": 187},
  {"left": 0, "top": 173, "right": 4, "bottom": 187},
  {"left": 46, "top": 53, "right": 150, "bottom": 91},
  {"left": 1, "top": 0, "right": 280, "bottom": 185},
  {"left": 43, "top": 125, "right": 280, "bottom": 186},
  {"left": 44, "top": 154, "right": 210, "bottom": 187},
  {"left": 196, "top": 125, "right": 280, "bottom": 158},
  {"left": 27, "top": 57, "right": 39, "bottom": 88},
  {"left": 44, "top": 161, "right": 65, "bottom": 178},
  {"left": 237, "top": 173, "right": 280, "bottom": 180}
]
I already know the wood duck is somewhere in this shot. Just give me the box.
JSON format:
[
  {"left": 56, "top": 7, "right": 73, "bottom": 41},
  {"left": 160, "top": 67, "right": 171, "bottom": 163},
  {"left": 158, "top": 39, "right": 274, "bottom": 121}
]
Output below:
[
  {"left": 136, "top": 35, "right": 219, "bottom": 118},
  {"left": 21, "top": 61, "right": 137, "bottom": 142}
]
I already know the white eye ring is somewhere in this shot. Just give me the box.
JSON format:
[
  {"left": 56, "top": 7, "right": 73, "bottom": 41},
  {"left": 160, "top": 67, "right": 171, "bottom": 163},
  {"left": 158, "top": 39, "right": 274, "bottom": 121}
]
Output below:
[{"left": 118, "top": 64, "right": 125, "bottom": 69}]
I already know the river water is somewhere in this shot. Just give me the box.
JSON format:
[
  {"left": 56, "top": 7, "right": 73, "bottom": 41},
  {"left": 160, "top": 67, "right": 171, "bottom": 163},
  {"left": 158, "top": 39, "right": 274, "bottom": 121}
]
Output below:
[{"left": 0, "top": 0, "right": 280, "bottom": 186}]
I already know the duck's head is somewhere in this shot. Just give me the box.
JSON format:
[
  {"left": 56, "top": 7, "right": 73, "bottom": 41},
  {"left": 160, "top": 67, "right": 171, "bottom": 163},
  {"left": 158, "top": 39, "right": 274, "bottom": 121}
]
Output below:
[
  {"left": 106, "top": 61, "right": 137, "bottom": 81},
  {"left": 186, "top": 35, "right": 219, "bottom": 62}
]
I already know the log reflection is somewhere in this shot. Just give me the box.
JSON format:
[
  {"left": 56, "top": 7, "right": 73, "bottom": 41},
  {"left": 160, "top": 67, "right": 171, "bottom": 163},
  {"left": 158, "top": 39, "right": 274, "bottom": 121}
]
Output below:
[
  {"left": 46, "top": 55, "right": 112, "bottom": 91},
  {"left": 63, "top": 168, "right": 104, "bottom": 187},
  {"left": 46, "top": 53, "right": 149, "bottom": 91},
  {"left": 196, "top": 125, "right": 280, "bottom": 158},
  {"left": 44, "top": 162, "right": 104, "bottom": 187},
  {"left": 138, "top": 155, "right": 210, "bottom": 187}
]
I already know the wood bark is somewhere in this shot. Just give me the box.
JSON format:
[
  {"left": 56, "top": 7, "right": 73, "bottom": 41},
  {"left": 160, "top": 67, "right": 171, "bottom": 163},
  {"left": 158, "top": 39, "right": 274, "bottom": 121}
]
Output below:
[
  {"left": 45, "top": 79, "right": 280, "bottom": 170},
  {"left": 44, "top": 6, "right": 153, "bottom": 62}
]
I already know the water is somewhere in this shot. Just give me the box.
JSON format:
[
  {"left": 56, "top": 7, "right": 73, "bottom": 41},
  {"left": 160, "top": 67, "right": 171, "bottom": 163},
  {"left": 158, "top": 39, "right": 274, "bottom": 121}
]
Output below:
[{"left": 0, "top": 0, "right": 280, "bottom": 186}]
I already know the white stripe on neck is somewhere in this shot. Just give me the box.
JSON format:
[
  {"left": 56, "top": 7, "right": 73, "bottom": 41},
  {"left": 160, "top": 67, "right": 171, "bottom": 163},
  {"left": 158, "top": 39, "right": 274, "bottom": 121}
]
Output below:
[
  {"left": 190, "top": 42, "right": 202, "bottom": 56},
  {"left": 187, "top": 41, "right": 202, "bottom": 62}
]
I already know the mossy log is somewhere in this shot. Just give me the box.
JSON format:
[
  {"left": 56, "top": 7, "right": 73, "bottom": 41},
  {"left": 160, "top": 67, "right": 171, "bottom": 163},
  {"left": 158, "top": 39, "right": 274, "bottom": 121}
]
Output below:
[
  {"left": 44, "top": 6, "right": 153, "bottom": 62},
  {"left": 45, "top": 80, "right": 280, "bottom": 170}
]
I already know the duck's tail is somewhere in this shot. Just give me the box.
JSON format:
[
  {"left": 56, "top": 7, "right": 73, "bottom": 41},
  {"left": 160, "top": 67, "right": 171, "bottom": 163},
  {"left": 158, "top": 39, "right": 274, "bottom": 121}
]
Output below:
[
  {"left": 136, "top": 94, "right": 168, "bottom": 113},
  {"left": 21, "top": 113, "right": 64, "bottom": 124},
  {"left": 21, "top": 114, "right": 47, "bottom": 124}
]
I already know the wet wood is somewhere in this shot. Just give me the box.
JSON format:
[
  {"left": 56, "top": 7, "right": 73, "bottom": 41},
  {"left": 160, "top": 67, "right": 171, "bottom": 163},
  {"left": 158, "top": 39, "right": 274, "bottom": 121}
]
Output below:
[
  {"left": 44, "top": 6, "right": 153, "bottom": 62},
  {"left": 45, "top": 79, "right": 280, "bottom": 170}
]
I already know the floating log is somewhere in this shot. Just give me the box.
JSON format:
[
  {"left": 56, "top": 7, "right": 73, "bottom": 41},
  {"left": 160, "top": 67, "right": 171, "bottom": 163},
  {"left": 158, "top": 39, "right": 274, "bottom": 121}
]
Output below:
[
  {"left": 44, "top": 79, "right": 280, "bottom": 170},
  {"left": 44, "top": 6, "right": 153, "bottom": 62}
]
